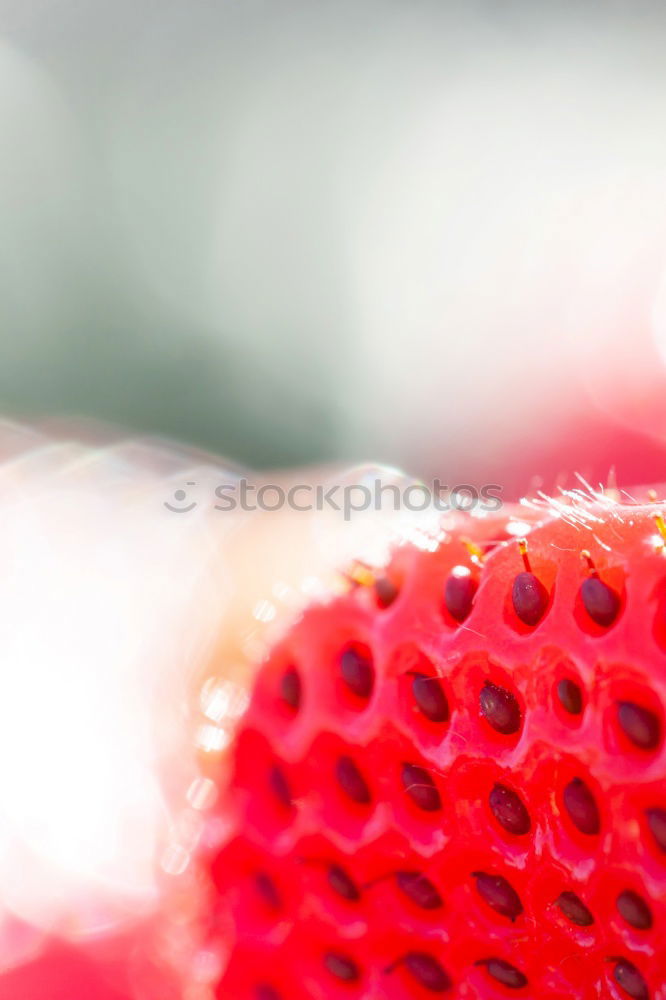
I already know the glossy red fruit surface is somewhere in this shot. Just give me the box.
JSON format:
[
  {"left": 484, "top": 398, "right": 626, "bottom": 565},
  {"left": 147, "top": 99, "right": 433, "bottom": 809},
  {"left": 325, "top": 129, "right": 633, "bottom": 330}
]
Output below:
[{"left": 208, "top": 495, "right": 666, "bottom": 999}]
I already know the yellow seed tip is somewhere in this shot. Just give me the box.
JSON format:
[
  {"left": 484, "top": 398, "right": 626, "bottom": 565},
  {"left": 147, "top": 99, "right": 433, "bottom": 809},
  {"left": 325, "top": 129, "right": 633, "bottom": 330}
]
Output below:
[
  {"left": 517, "top": 537, "right": 532, "bottom": 572},
  {"left": 461, "top": 537, "right": 485, "bottom": 564},
  {"left": 347, "top": 561, "right": 376, "bottom": 588}
]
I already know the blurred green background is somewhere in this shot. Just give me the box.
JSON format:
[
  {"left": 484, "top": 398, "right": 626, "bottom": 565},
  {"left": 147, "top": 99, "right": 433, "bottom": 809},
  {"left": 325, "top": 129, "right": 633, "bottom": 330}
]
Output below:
[
  {"left": 3, "top": 0, "right": 666, "bottom": 488},
  {"left": 1, "top": 0, "right": 357, "bottom": 467}
]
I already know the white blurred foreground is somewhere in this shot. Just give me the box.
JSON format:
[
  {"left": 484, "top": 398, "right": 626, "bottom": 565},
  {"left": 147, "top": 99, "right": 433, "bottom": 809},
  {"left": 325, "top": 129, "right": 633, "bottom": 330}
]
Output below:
[{"left": 0, "top": 425, "right": 235, "bottom": 966}]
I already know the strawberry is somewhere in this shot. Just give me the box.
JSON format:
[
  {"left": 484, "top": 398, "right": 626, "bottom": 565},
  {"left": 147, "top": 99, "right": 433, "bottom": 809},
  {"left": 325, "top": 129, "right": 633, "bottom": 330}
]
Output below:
[{"left": 205, "top": 492, "right": 666, "bottom": 999}]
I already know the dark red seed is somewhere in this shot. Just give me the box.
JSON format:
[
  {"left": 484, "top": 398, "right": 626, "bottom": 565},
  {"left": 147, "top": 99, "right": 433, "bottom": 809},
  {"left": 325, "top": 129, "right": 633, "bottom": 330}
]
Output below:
[
  {"left": 444, "top": 569, "right": 478, "bottom": 622},
  {"left": 401, "top": 763, "right": 441, "bottom": 812},
  {"left": 255, "top": 872, "right": 281, "bottom": 909},
  {"left": 328, "top": 864, "right": 360, "bottom": 901},
  {"left": 279, "top": 667, "right": 301, "bottom": 711},
  {"left": 404, "top": 953, "right": 452, "bottom": 993},
  {"left": 612, "top": 959, "right": 649, "bottom": 1000},
  {"left": 479, "top": 682, "right": 521, "bottom": 735},
  {"left": 336, "top": 756, "right": 371, "bottom": 805},
  {"left": 555, "top": 891, "right": 594, "bottom": 927},
  {"left": 581, "top": 576, "right": 620, "bottom": 627},
  {"left": 255, "top": 985, "right": 282, "bottom": 1000},
  {"left": 476, "top": 958, "right": 528, "bottom": 990},
  {"left": 489, "top": 784, "right": 531, "bottom": 835},
  {"left": 617, "top": 701, "right": 661, "bottom": 751},
  {"left": 375, "top": 577, "right": 399, "bottom": 608},
  {"left": 616, "top": 890, "right": 653, "bottom": 930},
  {"left": 557, "top": 678, "right": 583, "bottom": 715},
  {"left": 646, "top": 807, "right": 666, "bottom": 852},
  {"left": 269, "top": 765, "right": 292, "bottom": 809},
  {"left": 324, "top": 952, "right": 360, "bottom": 982},
  {"left": 472, "top": 872, "right": 523, "bottom": 921},
  {"left": 396, "top": 871, "right": 443, "bottom": 910},
  {"left": 340, "top": 645, "right": 374, "bottom": 699},
  {"left": 411, "top": 672, "right": 449, "bottom": 723},
  {"left": 512, "top": 570, "right": 548, "bottom": 626},
  {"left": 563, "top": 777, "right": 600, "bottom": 835}
]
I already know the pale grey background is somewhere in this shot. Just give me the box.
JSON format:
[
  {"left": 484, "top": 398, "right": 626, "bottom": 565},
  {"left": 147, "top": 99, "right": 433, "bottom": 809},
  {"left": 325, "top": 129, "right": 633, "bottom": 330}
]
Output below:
[{"left": 2, "top": 0, "right": 666, "bottom": 486}]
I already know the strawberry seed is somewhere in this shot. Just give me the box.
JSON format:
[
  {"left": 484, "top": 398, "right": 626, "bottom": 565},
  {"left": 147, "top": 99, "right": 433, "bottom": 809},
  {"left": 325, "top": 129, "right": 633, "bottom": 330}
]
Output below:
[
  {"left": 563, "top": 777, "right": 600, "bottom": 835},
  {"left": 269, "top": 766, "right": 292, "bottom": 810},
  {"left": 411, "top": 672, "right": 449, "bottom": 723},
  {"left": 324, "top": 952, "right": 360, "bottom": 982},
  {"left": 444, "top": 569, "right": 478, "bottom": 622},
  {"left": 480, "top": 682, "right": 521, "bottom": 735},
  {"left": 646, "top": 807, "right": 666, "bottom": 852},
  {"left": 396, "top": 871, "right": 443, "bottom": 910},
  {"left": 557, "top": 678, "right": 583, "bottom": 715},
  {"left": 254, "top": 872, "right": 281, "bottom": 910},
  {"left": 375, "top": 577, "right": 399, "bottom": 608},
  {"left": 401, "top": 763, "right": 441, "bottom": 811},
  {"left": 581, "top": 576, "right": 620, "bottom": 628},
  {"left": 336, "top": 756, "right": 371, "bottom": 804},
  {"left": 612, "top": 959, "right": 649, "bottom": 1000},
  {"left": 617, "top": 701, "right": 661, "bottom": 751},
  {"left": 340, "top": 644, "right": 374, "bottom": 699},
  {"left": 489, "top": 783, "right": 531, "bottom": 835},
  {"left": 555, "top": 891, "right": 594, "bottom": 927},
  {"left": 472, "top": 871, "right": 523, "bottom": 921},
  {"left": 616, "top": 890, "right": 652, "bottom": 930},
  {"left": 404, "top": 952, "right": 452, "bottom": 993},
  {"left": 327, "top": 864, "right": 360, "bottom": 901},
  {"left": 512, "top": 570, "right": 548, "bottom": 626},
  {"left": 477, "top": 957, "right": 528, "bottom": 990},
  {"left": 279, "top": 667, "right": 301, "bottom": 711},
  {"left": 255, "top": 985, "right": 281, "bottom": 1000}
]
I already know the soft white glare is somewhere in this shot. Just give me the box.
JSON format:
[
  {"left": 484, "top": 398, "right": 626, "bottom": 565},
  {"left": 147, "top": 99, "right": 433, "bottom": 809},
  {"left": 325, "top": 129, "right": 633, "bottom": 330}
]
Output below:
[
  {"left": 0, "top": 428, "right": 231, "bottom": 955},
  {"left": 196, "top": 725, "right": 232, "bottom": 755},
  {"left": 450, "top": 565, "right": 472, "bottom": 580},
  {"left": 186, "top": 778, "right": 218, "bottom": 812},
  {"left": 200, "top": 679, "right": 249, "bottom": 724},
  {"left": 506, "top": 521, "right": 533, "bottom": 537}
]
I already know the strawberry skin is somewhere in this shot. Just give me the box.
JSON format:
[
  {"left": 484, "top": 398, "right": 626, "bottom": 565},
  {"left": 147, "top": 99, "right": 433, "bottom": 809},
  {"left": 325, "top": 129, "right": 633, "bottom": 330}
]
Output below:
[{"left": 208, "top": 497, "right": 666, "bottom": 999}]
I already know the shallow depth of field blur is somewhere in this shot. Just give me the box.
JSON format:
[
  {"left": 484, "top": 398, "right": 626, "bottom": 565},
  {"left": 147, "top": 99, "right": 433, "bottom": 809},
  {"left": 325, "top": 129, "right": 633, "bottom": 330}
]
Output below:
[
  {"left": 4, "top": 0, "right": 666, "bottom": 492},
  {"left": 4, "top": 1, "right": 666, "bottom": 998}
]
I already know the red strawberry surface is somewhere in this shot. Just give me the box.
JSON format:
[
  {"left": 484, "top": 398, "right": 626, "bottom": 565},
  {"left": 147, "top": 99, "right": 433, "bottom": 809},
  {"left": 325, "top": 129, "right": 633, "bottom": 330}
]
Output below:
[{"left": 206, "top": 491, "right": 666, "bottom": 1000}]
